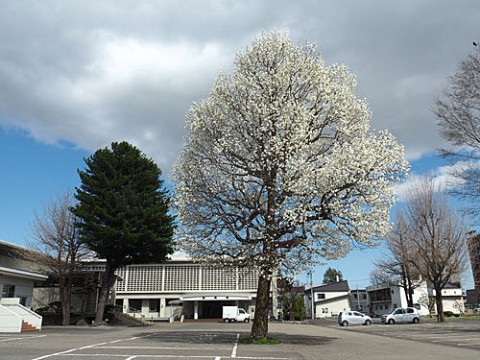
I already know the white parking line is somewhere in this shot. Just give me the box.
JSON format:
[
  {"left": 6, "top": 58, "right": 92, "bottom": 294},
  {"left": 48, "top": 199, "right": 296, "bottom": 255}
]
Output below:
[
  {"left": 0, "top": 335, "right": 46, "bottom": 342},
  {"left": 30, "top": 347, "right": 78, "bottom": 360},
  {"left": 27, "top": 332, "right": 293, "bottom": 360},
  {"left": 412, "top": 334, "right": 468, "bottom": 340},
  {"left": 457, "top": 342, "right": 480, "bottom": 347},
  {"left": 61, "top": 356, "right": 290, "bottom": 359},
  {"left": 79, "top": 342, "right": 107, "bottom": 349},
  {"left": 231, "top": 333, "right": 240, "bottom": 358},
  {"left": 94, "top": 346, "right": 231, "bottom": 350},
  {"left": 109, "top": 339, "right": 124, "bottom": 344}
]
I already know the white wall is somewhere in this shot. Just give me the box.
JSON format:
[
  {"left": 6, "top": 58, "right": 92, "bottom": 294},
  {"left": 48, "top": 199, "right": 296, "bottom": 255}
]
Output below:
[
  {"left": 0, "top": 275, "right": 36, "bottom": 308},
  {"left": 0, "top": 304, "right": 22, "bottom": 333},
  {"left": 314, "top": 297, "right": 350, "bottom": 318}
]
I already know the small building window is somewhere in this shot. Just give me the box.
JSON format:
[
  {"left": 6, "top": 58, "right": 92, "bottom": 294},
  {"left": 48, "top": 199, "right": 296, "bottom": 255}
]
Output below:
[
  {"left": 2, "top": 284, "right": 15, "bottom": 298},
  {"left": 316, "top": 293, "right": 325, "bottom": 300}
]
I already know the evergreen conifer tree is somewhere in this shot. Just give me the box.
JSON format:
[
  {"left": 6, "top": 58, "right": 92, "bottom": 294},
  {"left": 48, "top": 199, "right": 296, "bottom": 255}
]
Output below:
[{"left": 73, "top": 141, "right": 175, "bottom": 324}]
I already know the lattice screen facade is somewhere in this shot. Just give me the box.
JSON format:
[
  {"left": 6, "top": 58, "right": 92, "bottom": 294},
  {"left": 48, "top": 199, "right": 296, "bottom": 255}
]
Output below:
[{"left": 113, "top": 263, "right": 258, "bottom": 293}]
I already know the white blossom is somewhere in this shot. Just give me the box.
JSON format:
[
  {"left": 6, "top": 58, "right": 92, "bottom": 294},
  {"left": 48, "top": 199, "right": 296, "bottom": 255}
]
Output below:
[{"left": 172, "top": 32, "right": 409, "bottom": 273}]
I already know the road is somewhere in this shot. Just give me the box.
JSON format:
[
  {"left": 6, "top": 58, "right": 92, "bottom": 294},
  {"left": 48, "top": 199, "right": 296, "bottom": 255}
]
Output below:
[{"left": 0, "top": 319, "right": 478, "bottom": 360}]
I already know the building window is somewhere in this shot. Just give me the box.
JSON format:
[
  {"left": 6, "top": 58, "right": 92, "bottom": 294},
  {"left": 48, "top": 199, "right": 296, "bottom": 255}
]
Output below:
[
  {"left": 129, "top": 299, "right": 142, "bottom": 312},
  {"left": 149, "top": 299, "right": 160, "bottom": 312},
  {"left": 2, "top": 284, "right": 15, "bottom": 298},
  {"left": 316, "top": 293, "right": 325, "bottom": 300}
]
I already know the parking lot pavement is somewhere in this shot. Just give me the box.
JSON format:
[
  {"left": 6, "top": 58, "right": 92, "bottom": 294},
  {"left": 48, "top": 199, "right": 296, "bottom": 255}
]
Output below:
[
  {"left": 1, "top": 320, "right": 480, "bottom": 360},
  {"left": 0, "top": 324, "right": 337, "bottom": 360},
  {"left": 312, "top": 317, "right": 480, "bottom": 351},
  {"left": 0, "top": 334, "right": 47, "bottom": 343}
]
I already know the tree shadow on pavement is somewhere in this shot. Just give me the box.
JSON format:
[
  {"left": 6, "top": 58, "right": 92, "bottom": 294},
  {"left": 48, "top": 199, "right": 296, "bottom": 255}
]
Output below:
[{"left": 135, "top": 331, "right": 337, "bottom": 345}]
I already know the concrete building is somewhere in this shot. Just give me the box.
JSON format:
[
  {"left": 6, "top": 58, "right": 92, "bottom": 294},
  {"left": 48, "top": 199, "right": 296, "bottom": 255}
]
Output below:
[{"left": 81, "top": 257, "right": 270, "bottom": 321}]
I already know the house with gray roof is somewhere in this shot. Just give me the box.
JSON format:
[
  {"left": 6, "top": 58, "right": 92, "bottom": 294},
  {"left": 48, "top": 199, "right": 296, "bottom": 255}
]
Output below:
[
  {"left": 305, "top": 280, "right": 351, "bottom": 318},
  {"left": 0, "top": 240, "right": 49, "bottom": 308}
]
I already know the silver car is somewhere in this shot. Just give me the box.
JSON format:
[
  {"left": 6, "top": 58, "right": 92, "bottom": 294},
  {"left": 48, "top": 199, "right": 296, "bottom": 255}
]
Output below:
[
  {"left": 381, "top": 307, "right": 420, "bottom": 324},
  {"left": 338, "top": 311, "right": 372, "bottom": 326}
]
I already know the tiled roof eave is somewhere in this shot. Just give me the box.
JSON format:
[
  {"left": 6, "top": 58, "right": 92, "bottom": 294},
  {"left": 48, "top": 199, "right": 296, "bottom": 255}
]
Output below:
[{"left": 0, "top": 265, "right": 48, "bottom": 280}]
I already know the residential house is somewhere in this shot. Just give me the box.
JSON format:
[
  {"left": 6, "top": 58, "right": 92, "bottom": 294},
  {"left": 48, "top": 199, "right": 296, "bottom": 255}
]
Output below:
[
  {"left": 0, "top": 240, "right": 48, "bottom": 308},
  {"left": 367, "top": 280, "right": 464, "bottom": 317},
  {"left": 306, "top": 280, "right": 350, "bottom": 318},
  {"left": 0, "top": 240, "right": 48, "bottom": 332},
  {"left": 350, "top": 288, "right": 368, "bottom": 313}
]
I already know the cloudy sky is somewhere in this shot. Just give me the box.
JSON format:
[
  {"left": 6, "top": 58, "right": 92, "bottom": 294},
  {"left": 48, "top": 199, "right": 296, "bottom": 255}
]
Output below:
[{"left": 1, "top": 0, "right": 478, "bottom": 288}]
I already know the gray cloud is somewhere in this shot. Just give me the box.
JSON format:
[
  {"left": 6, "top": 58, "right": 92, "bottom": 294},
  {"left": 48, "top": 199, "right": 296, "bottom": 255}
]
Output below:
[{"left": 1, "top": 0, "right": 479, "bottom": 173}]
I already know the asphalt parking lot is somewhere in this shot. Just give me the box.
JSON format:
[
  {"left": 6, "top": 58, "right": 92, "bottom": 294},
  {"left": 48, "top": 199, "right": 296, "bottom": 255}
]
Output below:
[
  {"left": 311, "top": 316, "right": 480, "bottom": 350},
  {"left": 0, "top": 323, "right": 337, "bottom": 360},
  {"left": 1, "top": 319, "right": 479, "bottom": 360}
]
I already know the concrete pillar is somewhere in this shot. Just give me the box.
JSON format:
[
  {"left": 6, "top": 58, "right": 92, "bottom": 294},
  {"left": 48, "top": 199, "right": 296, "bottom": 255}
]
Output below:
[
  {"left": 123, "top": 298, "right": 129, "bottom": 313},
  {"left": 160, "top": 298, "right": 166, "bottom": 317},
  {"left": 194, "top": 301, "right": 199, "bottom": 320}
]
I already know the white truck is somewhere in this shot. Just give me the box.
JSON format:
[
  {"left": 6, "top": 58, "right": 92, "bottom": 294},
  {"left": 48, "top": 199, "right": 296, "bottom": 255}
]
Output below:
[{"left": 222, "top": 306, "right": 250, "bottom": 323}]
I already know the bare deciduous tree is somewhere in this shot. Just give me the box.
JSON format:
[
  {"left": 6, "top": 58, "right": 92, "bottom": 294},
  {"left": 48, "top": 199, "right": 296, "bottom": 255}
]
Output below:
[
  {"left": 435, "top": 46, "right": 480, "bottom": 216},
  {"left": 32, "top": 192, "right": 87, "bottom": 325},
  {"left": 373, "top": 212, "right": 422, "bottom": 307},
  {"left": 401, "top": 177, "right": 469, "bottom": 322}
]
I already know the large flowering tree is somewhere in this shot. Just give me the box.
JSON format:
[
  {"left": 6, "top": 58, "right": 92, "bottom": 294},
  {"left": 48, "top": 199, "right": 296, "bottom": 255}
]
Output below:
[{"left": 173, "top": 33, "right": 408, "bottom": 338}]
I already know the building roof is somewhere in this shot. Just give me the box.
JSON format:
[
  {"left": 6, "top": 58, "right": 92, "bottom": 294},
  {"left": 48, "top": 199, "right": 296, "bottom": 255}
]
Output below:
[
  {"left": 314, "top": 294, "right": 350, "bottom": 305},
  {"left": 0, "top": 240, "right": 51, "bottom": 276},
  {"left": 307, "top": 280, "right": 350, "bottom": 294}
]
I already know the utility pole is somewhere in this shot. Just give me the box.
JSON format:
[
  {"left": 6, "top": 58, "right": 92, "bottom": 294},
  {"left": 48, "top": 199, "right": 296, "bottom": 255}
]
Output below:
[
  {"left": 356, "top": 285, "right": 360, "bottom": 311},
  {"left": 309, "top": 269, "right": 314, "bottom": 320}
]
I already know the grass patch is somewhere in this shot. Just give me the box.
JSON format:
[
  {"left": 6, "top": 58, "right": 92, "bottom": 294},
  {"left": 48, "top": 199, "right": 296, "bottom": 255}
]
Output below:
[{"left": 240, "top": 337, "right": 281, "bottom": 345}]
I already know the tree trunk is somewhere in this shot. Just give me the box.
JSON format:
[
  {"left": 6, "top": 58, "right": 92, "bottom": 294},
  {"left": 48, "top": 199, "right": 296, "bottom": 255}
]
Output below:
[
  {"left": 251, "top": 273, "right": 271, "bottom": 338},
  {"left": 407, "top": 286, "right": 414, "bottom": 308},
  {"left": 94, "top": 262, "right": 116, "bottom": 325},
  {"left": 60, "top": 286, "right": 71, "bottom": 326},
  {"left": 59, "top": 275, "right": 71, "bottom": 326},
  {"left": 435, "top": 286, "right": 444, "bottom": 322}
]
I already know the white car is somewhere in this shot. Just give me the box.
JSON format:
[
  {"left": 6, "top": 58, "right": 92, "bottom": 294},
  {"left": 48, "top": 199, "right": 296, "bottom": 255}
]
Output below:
[
  {"left": 338, "top": 311, "right": 372, "bottom": 326},
  {"left": 381, "top": 307, "right": 420, "bottom": 324}
]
